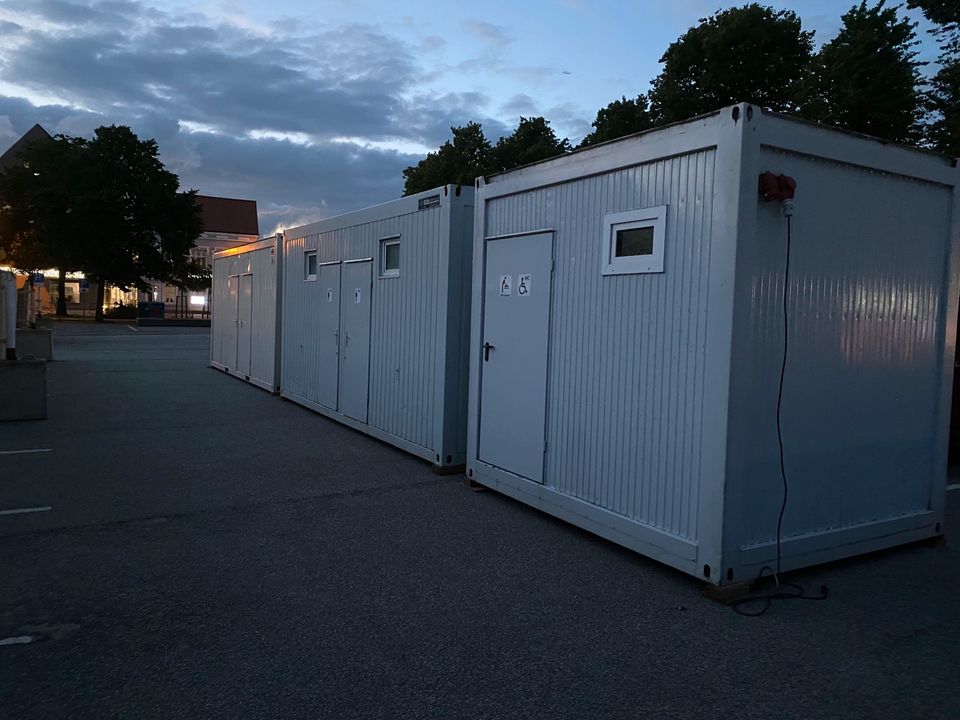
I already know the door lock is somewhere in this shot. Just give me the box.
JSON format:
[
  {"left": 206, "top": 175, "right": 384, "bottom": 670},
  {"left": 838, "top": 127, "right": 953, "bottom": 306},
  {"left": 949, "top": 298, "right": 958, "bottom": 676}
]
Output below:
[{"left": 483, "top": 342, "right": 495, "bottom": 361}]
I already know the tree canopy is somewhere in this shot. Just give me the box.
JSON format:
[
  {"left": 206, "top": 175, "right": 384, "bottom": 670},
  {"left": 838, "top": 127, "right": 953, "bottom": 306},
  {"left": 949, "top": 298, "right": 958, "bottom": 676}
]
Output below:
[
  {"left": 801, "top": 1, "right": 924, "bottom": 143},
  {"left": 488, "top": 117, "right": 570, "bottom": 174},
  {"left": 0, "top": 125, "right": 203, "bottom": 320},
  {"left": 579, "top": 95, "right": 654, "bottom": 148},
  {"left": 648, "top": 4, "right": 814, "bottom": 123},
  {"left": 402, "top": 122, "right": 491, "bottom": 196},
  {"left": 403, "top": 117, "right": 570, "bottom": 195},
  {"left": 908, "top": 0, "right": 960, "bottom": 155}
]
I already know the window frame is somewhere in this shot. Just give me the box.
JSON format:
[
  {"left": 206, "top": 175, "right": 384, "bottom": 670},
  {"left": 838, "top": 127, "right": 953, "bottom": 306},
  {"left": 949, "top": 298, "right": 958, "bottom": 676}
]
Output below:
[
  {"left": 379, "top": 235, "right": 401, "bottom": 278},
  {"left": 601, "top": 205, "right": 667, "bottom": 276},
  {"left": 304, "top": 249, "right": 318, "bottom": 281}
]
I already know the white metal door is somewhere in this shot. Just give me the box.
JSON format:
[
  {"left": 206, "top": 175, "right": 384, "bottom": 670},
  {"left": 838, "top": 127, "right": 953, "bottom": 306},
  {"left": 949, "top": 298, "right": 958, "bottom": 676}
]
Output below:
[
  {"left": 224, "top": 274, "right": 239, "bottom": 370},
  {"left": 237, "top": 273, "right": 253, "bottom": 375},
  {"left": 339, "top": 260, "right": 372, "bottom": 423},
  {"left": 317, "top": 262, "right": 341, "bottom": 409},
  {"left": 479, "top": 232, "right": 552, "bottom": 483}
]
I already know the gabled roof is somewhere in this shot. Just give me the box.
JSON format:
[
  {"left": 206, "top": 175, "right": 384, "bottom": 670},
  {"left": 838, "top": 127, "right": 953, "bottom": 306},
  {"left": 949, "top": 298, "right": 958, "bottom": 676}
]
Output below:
[
  {"left": 196, "top": 194, "right": 259, "bottom": 236},
  {"left": 0, "top": 124, "right": 52, "bottom": 172}
]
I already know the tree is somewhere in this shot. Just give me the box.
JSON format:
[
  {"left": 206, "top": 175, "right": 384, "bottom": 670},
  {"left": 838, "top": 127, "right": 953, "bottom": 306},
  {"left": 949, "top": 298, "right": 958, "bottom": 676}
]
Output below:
[
  {"left": 801, "top": 1, "right": 924, "bottom": 143},
  {"left": 648, "top": 4, "right": 814, "bottom": 124},
  {"left": 403, "top": 122, "right": 491, "bottom": 195},
  {"left": 488, "top": 116, "right": 570, "bottom": 174},
  {"left": 0, "top": 134, "right": 89, "bottom": 315},
  {"left": 908, "top": 0, "right": 960, "bottom": 155},
  {"left": 82, "top": 126, "right": 203, "bottom": 321},
  {"left": 907, "top": 0, "right": 960, "bottom": 54},
  {"left": 579, "top": 95, "right": 654, "bottom": 147}
]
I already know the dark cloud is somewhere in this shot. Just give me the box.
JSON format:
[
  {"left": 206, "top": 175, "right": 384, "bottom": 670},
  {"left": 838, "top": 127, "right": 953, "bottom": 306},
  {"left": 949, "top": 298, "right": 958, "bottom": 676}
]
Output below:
[
  {"left": 0, "top": 0, "right": 502, "bottom": 231},
  {"left": 501, "top": 93, "right": 538, "bottom": 117}
]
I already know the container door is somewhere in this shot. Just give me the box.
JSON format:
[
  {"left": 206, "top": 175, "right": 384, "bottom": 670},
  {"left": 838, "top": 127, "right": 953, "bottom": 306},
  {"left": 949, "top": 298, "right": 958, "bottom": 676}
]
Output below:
[
  {"left": 237, "top": 272, "right": 253, "bottom": 375},
  {"left": 223, "top": 274, "right": 239, "bottom": 370},
  {"left": 317, "top": 262, "right": 341, "bottom": 409},
  {"left": 339, "top": 260, "right": 372, "bottom": 423},
  {"left": 478, "top": 232, "right": 552, "bottom": 483}
]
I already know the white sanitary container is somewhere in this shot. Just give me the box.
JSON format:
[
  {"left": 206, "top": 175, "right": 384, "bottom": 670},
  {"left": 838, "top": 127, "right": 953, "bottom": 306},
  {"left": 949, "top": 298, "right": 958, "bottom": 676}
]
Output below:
[
  {"left": 211, "top": 234, "right": 283, "bottom": 393},
  {"left": 281, "top": 185, "right": 474, "bottom": 472},
  {"left": 466, "top": 104, "right": 960, "bottom": 586}
]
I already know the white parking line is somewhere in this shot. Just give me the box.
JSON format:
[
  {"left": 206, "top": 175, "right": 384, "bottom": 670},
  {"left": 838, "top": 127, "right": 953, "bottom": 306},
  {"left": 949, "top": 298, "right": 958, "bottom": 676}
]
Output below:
[
  {"left": 0, "top": 636, "right": 33, "bottom": 646},
  {"left": 947, "top": 483, "right": 960, "bottom": 492},
  {"left": 0, "top": 448, "right": 52, "bottom": 456},
  {"left": 126, "top": 325, "right": 139, "bottom": 332},
  {"left": 0, "top": 506, "right": 52, "bottom": 516}
]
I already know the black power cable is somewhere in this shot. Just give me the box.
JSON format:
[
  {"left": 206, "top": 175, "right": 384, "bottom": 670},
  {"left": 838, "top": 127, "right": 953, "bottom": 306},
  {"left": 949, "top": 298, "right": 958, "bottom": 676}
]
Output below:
[{"left": 731, "top": 208, "right": 828, "bottom": 616}]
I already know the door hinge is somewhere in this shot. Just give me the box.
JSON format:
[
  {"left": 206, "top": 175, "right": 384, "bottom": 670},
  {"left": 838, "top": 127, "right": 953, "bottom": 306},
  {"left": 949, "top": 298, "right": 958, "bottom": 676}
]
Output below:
[{"left": 550, "top": 258, "right": 555, "bottom": 272}]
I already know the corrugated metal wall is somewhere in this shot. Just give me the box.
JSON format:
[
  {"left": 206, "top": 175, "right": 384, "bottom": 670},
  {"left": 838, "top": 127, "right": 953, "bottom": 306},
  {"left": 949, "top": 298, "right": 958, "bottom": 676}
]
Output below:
[
  {"left": 726, "top": 149, "right": 955, "bottom": 549},
  {"left": 248, "top": 245, "right": 279, "bottom": 388},
  {"left": 210, "top": 255, "right": 228, "bottom": 364},
  {"left": 281, "top": 203, "right": 456, "bottom": 455},
  {"left": 211, "top": 240, "right": 280, "bottom": 390},
  {"left": 484, "top": 149, "right": 717, "bottom": 542}
]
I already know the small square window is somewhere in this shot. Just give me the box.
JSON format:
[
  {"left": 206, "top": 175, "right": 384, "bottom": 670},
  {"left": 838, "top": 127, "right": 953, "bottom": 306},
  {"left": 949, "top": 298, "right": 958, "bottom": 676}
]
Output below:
[
  {"left": 305, "top": 250, "right": 317, "bottom": 281},
  {"left": 380, "top": 238, "right": 400, "bottom": 277},
  {"left": 602, "top": 205, "right": 667, "bottom": 275},
  {"left": 615, "top": 226, "right": 655, "bottom": 257}
]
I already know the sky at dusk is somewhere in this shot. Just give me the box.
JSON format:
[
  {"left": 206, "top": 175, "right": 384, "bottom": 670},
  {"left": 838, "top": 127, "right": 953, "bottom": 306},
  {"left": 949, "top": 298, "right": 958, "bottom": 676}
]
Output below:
[{"left": 0, "top": 0, "right": 941, "bottom": 233}]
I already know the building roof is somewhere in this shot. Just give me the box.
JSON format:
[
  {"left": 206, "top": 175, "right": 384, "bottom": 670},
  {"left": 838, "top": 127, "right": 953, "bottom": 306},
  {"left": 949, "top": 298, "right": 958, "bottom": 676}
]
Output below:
[
  {"left": 0, "top": 124, "right": 52, "bottom": 172},
  {"left": 196, "top": 195, "right": 259, "bottom": 236}
]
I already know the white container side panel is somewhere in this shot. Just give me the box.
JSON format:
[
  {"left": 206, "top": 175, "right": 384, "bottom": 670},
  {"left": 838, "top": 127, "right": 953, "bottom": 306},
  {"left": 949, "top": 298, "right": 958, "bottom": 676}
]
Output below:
[
  {"left": 210, "top": 255, "right": 229, "bottom": 365},
  {"left": 282, "top": 204, "right": 455, "bottom": 454},
  {"left": 211, "top": 239, "right": 281, "bottom": 391},
  {"left": 483, "top": 148, "right": 717, "bottom": 541},
  {"left": 725, "top": 148, "right": 955, "bottom": 553},
  {"left": 281, "top": 233, "right": 324, "bottom": 404},
  {"left": 249, "top": 245, "right": 279, "bottom": 389}
]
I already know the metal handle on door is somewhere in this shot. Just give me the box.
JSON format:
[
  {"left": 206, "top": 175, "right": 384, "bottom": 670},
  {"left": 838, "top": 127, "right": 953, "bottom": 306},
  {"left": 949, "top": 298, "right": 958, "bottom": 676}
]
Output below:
[{"left": 483, "top": 342, "right": 495, "bottom": 361}]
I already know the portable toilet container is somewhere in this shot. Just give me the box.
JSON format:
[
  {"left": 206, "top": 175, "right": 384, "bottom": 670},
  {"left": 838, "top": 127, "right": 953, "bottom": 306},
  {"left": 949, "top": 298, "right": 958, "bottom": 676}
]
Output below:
[
  {"left": 466, "top": 103, "right": 960, "bottom": 586},
  {"left": 281, "top": 185, "right": 474, "bottom": 473},
  {"left": 210, "top": 234, "right": 283, "bottom": 393}
]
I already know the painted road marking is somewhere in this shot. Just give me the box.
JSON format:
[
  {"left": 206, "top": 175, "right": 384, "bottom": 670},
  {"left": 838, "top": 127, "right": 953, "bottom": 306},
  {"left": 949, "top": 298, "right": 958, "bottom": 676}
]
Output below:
[
  {"left": 947, "top": 483, "right": 960, "bottom": 492},
  {"left": 0, "top": 448, "right": 52, "bottom": 456},
  {"left": 0, "top": 506, "right": 52, "bottom": 516},
  {"left": 126, "top": 325, "right": 139, "bottom": 332},
  {"left": 0, "top": 636, "right": 33, "bottom": 646}
]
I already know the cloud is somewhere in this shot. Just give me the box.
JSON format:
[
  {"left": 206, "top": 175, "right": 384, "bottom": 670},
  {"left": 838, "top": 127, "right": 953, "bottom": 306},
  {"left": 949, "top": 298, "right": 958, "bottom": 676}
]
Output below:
[
  {"left": 463, "top": 19, "right": 511, "bottom": 47},
  {"left": 421, "top": 35, "right": 447, "bottom": 51},
  {"left": 501, "top": 93, "right": 539, "bottom": 117},
  {"left": 0, "top": 0, "right": 500, "bottom": 231}
]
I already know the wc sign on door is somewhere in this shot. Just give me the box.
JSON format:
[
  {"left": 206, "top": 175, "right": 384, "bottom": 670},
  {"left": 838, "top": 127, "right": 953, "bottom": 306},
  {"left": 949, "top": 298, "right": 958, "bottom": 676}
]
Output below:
[
  {"left": 499, "top": 275, "right": 512, "bottom": 296},
  {"left": 517, "top": 274, "right": 531, "bottom": 297},
  {"left": 326, "top": 289, "right": 333, "bottom": 302},
  {"left": 354, "top": 288, "right": 362, "bottom": 304}
]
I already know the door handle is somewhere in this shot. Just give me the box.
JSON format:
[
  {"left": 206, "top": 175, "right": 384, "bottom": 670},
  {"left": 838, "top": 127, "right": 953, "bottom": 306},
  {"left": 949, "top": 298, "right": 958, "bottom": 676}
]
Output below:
[{"left": 483, "top": 342, "right": 495, "bottom": 361}]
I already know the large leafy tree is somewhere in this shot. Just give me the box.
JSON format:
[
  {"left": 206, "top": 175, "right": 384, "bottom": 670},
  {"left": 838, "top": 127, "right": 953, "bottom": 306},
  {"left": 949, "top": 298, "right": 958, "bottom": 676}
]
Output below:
[
  {"left": 0, "top": 134, "right": 89, "bottom": 315},
  {"left": 488, "top": 116, "right": 570, "bottom": 174},
  {"left": 648, "top": 4, "right": 814, "bottom": 124},
  {"left": 802, "top": 1, "right": 924, "bottom": 143},
  {"left": 402, "top": 122, "right": 491, "bottom": 195},
  {"left": 579, "top": 95, "right": 654, "bottom": 148},
  {"left": 908, "top": 0, "right": 960, "bottom": 155},
  {"left": 83, "top": 126, "right": 203, "bottom": 321}
]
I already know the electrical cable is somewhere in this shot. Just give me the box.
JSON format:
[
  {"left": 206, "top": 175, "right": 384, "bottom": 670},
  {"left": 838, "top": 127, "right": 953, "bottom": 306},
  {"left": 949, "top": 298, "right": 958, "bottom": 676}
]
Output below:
[
  {"left": 774, "top": 213, "right": 792, "bottom": 580},
  {"left": 730, "top": 208, "right": 828, "bottom": 616}
]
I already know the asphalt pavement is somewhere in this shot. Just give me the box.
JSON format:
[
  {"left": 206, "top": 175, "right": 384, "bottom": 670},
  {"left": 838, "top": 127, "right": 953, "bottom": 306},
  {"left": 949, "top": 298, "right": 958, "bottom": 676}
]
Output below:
[{"left": 1, "top": 321, "right": 958, "bottom": 719}]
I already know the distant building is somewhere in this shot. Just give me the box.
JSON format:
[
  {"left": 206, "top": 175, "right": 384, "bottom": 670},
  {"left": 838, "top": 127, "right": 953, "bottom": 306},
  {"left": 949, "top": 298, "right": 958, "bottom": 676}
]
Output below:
[
  {"left": 1, "top": 124, "right": 260, "bottom": 316},
  {"left": 138, "top": 195, "right": 260, "bottom": 315},
  {"left": 0, "top": 123, "right": 51, "bottom": 172}
]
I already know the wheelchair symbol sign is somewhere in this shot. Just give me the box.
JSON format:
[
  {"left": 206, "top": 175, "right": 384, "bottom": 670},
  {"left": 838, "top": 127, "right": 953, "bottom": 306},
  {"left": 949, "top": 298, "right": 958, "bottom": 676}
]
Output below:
[{"left": 517, "top": 273, "right": 531, "bottom": 297}]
